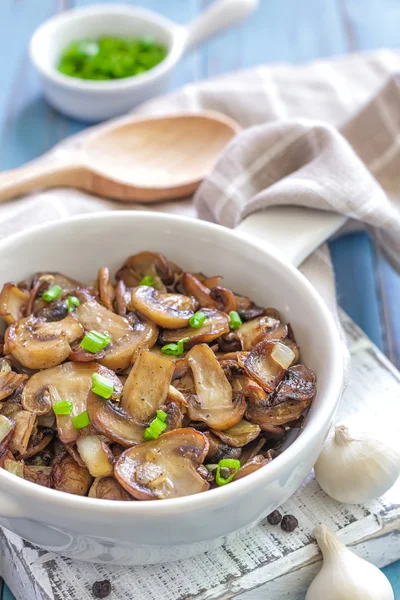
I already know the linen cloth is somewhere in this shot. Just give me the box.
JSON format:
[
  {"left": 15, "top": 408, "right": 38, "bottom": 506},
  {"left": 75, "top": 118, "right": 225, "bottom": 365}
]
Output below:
[{"left": 2, "top": 49, "right": 400, "bottom": 321}]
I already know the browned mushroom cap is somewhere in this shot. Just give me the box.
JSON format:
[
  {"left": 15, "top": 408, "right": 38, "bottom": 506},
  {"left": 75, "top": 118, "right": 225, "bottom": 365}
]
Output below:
[
  {"left": 233, "top": 455, "right": 272, "bottom": 481},
  {"left": 88, "top": 476, "right": 133, "bottom": 500},
  {"left": 218, "top": 332, "right": 242, "bottom": 353},
  {"left": 115, "top": 428, "right": 209, "bottom": 500},
  {"left": 68, "top": 345, "right": 106, "bottom": 362},
  {"left": 75, "top": 299, "right": 158, "bottom": 371},
  {"left": 202, "top": 275, "right": 223, "bottom": 289},
  {"left": 203, "top": 432, "right": 242, "bottom": 463},
  {"left": 0, "top": 283, "right": 30, "bottom": 325},
  {"left": 0, "top": 415, "right": 15, "bottom": 451},
  {"left": 98, "top": 267, "right": 114, "bottom": 312},
  {"left": 161, "top": 401, "right": 184, "bottom": 432},
  {"left": 116, "top": 251, "right": 172, "bottom": 291},
  {"left": 181, "top": 273, "right": 217, "bottom": 308},
  {"left": 23, "top": 464, "right": 52, "bottom": 487},
  {"left": 211, "top": 420, "right": 261, "bottom": 448},
  {"left": 209, "top": 286, "right": 238, "bottom": 314},
  {"left": 87, "top": 391, "right": 144, "bottom": 447},
  {"left": 231, "top": 373, "right": 267, "bottom": 403},
  {"left": 237, "top": 316, "right": 288, "bottom": 351},
  {"left": 76, "top": 435, "right": 114, "bottom": 478},
  {"left": 160, "top": 308, "right": 230, "bottom": 347},
  {"left": 52, "top": 455, "right": 93, "bottom": 496},
  {"left": 129, "top": 287, "right": 195, "bottom": 329},
  {"left": 187, "top": 344, "right": 246, "bottom": 430},
  {"left": 5, "top": 315, "right": 83, "bottom": 370},
  {"left": 9, "top": 410, "right": 37, "bottom": 455},
  {"left": 121, "top": 350, "right": 175, "bottom": 422},
  {"left": 244, "top": 340, "right": 295, "bottom": 393},
  {"left": 0, "top": 360, "right": 28, "bottom": 401}
]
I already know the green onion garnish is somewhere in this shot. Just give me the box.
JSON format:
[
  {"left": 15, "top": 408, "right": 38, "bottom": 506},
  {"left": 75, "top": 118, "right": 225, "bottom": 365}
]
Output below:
[
  {"left": 161, "top": 337, "right": 190, "bottom": 356},
  {"left": 215, "top": 458, "right": 241, "bottom": 486},
  {"left": 144, "top": 410, "right": 168, "bottom": 441},
  {"left": 91, "top": 373, "right": 114, "bottom": 399},
  {"left": 42, "top": 285, "right": 62, "bottom": 302},
  {"left": 53, "top": 400, "right": 73, "bottom": 415},
  {"left": 229, "top": 311, "right": 243, "bottom": 330},
  {"left": 67, "top": 296, "right": 80, "bottom": 312},
  {"left": 139, "top": 275, "right": 155, "bottom": 287},
  {"left": 80, "top": 330, "right": 111, "bottom": 353},
  {"left": 72, "top": 410, "right": 91, "bottom": 430},
  {"left": 189, "top": 311, "right": 207, "bottom": 329}
]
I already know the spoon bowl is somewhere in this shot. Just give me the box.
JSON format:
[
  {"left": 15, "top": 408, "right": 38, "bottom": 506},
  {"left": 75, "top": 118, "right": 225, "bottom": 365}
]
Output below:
[{"left": 0, "top": 111, "right": 240, "bottom": 203}]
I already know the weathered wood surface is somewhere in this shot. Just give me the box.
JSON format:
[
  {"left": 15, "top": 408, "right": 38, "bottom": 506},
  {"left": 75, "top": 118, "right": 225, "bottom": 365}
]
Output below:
[
  {"left": 0, "top": 311, "right": 399, "bottom": 600},
  {"left": 0, "top": 0, "right": 399, "bottom": 597}
]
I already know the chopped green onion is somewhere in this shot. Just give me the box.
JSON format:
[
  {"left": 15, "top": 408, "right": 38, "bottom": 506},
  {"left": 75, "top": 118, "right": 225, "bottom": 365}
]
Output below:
[
  {"left": 67, "top": 295, "right": 80, "bottom": 312},
  {"left": 42, "top": 285, "right": 62, "bottom": 302},
  {"left": 229, "top": 311, "right": 243, "bottom": 330},
  {"left": 80, "top": 330, "right": 111, "bottom": 353},
  {"left": 53, "top": 400, "right": 73, "bottom": 415},
  {"left": 161, "top": 337, "right": 190, "bottom": 356},
  {"left": 139, "top": 275, "right": 155, "bottom": 287},
  {"left": 144, "top": 413, "right": 167, "bottom": 441},
  {"left": 156, "top": 409, "right": 167, "bottom": 422},
  {"left": 91, "top": 373, "right": 114, "bottom": 399},
  {"left": 72, "top": 410, "right": 91, "bottom": 430},
  {"left": 189, "top": 311, "right": 207, "bottom": 329},
  {"left": 215, "top": 458, "right": 241, "bottom": 486}
]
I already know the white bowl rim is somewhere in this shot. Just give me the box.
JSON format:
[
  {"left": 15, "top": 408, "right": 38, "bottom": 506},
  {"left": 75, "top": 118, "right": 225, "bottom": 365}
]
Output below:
[
  {"left": 29, "top": 3, "right": 185, "bottom": 93},
  {"left": 0, "top": 211, "right": 344, "bottom": 517}
]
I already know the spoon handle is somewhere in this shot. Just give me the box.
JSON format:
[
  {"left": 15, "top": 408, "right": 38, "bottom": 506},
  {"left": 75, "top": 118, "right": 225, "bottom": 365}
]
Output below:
[
  {"left": 183, "top": 0, "right": 259, "bottom": 53},
  {"left": 0, "top": 154, "right": 82, "bottom": 202}
]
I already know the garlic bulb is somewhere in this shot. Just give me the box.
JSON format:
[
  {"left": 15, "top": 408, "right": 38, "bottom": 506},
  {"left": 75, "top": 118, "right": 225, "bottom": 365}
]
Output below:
[
  {"left": 314, "top": 422, "right": 400, "bottom": 503},
  {"left": 306, "top": 525, "right": 394, "bottom": 600}
]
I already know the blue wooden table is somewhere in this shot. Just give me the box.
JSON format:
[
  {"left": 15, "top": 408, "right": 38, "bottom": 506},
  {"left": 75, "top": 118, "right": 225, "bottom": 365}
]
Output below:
[{"left": 0, "top": 1, "right": 399, "bottom": 598}]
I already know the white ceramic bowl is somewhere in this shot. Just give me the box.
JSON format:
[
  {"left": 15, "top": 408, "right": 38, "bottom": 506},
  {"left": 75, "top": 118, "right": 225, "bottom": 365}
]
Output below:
[
  {"left": 29, "top": 0, "right": 258, "bottom": 121},
  {"left": 0, "top": 211, "right": 343, "bottom": 565}
]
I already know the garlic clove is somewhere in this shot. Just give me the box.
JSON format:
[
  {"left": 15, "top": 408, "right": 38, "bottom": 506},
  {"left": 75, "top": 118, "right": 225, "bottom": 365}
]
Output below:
[
  {"left": 314, "top": 423, "right": 400, "bottom": 504},
  {"left": 306, "top": 525, "right": 394, "bottom": 600}
]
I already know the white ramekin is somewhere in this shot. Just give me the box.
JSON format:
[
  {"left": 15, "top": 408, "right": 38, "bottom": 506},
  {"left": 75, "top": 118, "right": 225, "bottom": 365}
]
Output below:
[
  {"left": 0, "top": 210, "right": 344, "bottom": 565},
  {"left": 29, "top": 0, "right": 258, "bottom": 121}
]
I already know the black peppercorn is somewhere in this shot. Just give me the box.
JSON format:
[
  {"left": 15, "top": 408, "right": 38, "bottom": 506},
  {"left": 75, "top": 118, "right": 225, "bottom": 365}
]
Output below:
[
  {"left": 281, "top": 514, "right": 298, "bottom": 532},
  {"left": 92, "top": 580, "right": 112, "bottom": 598},
  {"left": 267, "top": 510, "right": 282, "bottom": 526}
]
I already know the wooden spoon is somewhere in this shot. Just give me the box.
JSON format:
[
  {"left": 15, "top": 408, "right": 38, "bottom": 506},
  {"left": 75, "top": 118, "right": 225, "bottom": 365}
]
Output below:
[{"left": 0, "top": 112, "right": 240, "bottom": 203}]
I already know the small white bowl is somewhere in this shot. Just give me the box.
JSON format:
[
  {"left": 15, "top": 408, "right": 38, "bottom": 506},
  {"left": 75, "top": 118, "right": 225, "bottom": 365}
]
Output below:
[{"left": 29, "top": 0, "right": 258, "bottom": 122}]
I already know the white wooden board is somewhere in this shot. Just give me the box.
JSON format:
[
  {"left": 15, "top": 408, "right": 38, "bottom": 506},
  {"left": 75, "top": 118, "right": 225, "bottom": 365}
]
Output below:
[{"left": 0, "top": 311, "right": 399, "bottom": 600}]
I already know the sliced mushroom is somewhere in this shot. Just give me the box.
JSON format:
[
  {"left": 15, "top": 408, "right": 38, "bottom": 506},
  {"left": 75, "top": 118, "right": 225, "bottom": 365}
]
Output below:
[
  {"left": 209, "top": 286, "right": 237, "bottom": 313},
  {"left": 98, "top": 267, "right": 114, "bottom": 312},
  {"left": 166, "top": 385, "right": 188, "bottom": 407},
  {"left": 162, "top": 401, "right": 184, "bottom": 432},
  {"left": 181, "top": 273, "right": 217, "bottom": 308},
  {"left": 0, "top": 415, "right": 15, "bottom": 452},
  {"left": 5, "top": 315, "right": 83, "bottom": 370},
  {"left": 0, "top": 361, "right": 28, "bottom": 401},
  {"left": 36, "top": 300, "right": 68, "bottom": 322},
  {"left": 75, "top": 299, "right": 158, "bottom": 371},
  {"left": 187, "top": 344, "right": 246, "bottom": 430},
  {"left": 115, "top": 279, "right": 128, "bottom": 316},
  {"left": 23, "top": 464, "right": 52, "bottom": 487},
  {"left": 237, "top": 316, "right": 288, "bottom": 351},
  {"left": 244, "top": 340, "right": 294, "bottom": 392},
  {"left": 17, "top": 431, "right": 53, "bottom": 461},
  {"left": 52, "top": 454, "right": 93, "bottom": 496},
  {"left": 204, "top": 432, "right": 242, "bottom": 463},
  {"left": 233, "top": 455, "right": 272, "bottom": 481},
  {"left": 87, "top": 391, "right": 144, "bottom": 447},
  {"left": 2, "top": 451, "right": 24, "bottom": 477},
  {"left": 22, "top": 362, "right": 122, "bottom": 443},
  {"left": 116, "top": 251, "right": 173, "bottom": 291},
  {"left": 88, "top": 476, "right": 133, "bottom": 500},
  {"left": 160, "top": 308, "right": 230, "bottom": 347},
  {"left": 218, "top": 332, "right": 242, "bottom": 353},
  {"left": 68, "top": 344, "right": 106, "bottom": 362},
  {"left": 129, "top": 287, "right": 195, "bottom": 329},
  {"left": 231, "top": 373, "right": 267, "bottom": 404},
  {"left": 115, "top": 428, "right": 209, "bottom": 500},
  {"left": 121, "top": 350, "right": 175, "bottom": 422},
  {"left": 237, "top": 302, "right": 266, "bottom": 322},
  {"left": 202, "top": 275, "right": 223, "bottom": 290},
  {"left": 0, "top": 283, "right": 30, "bottom": 325},
  {"left": 211, "top": 420, "right": 261, "bottom": 448},
  {"left": 9, "top": 410, "right": 36, "bottom": 455},
  {"left": 76, "top": 435, "right": 114, "bottom": 478}
]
